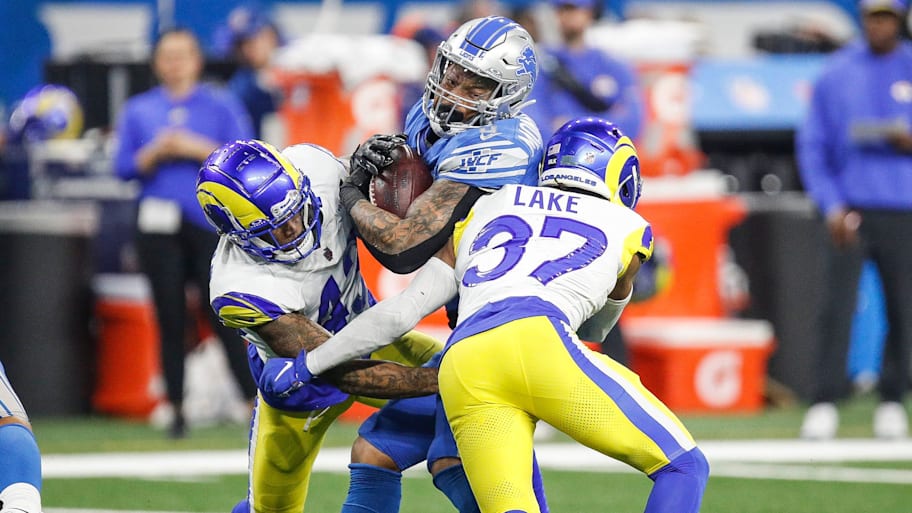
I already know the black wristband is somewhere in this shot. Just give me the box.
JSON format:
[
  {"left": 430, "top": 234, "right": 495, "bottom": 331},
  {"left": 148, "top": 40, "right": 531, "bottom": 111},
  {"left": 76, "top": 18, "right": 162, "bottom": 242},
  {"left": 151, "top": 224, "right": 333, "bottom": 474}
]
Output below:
[{"left": 340, "top": 180, "right": 368, "bottom": 213}]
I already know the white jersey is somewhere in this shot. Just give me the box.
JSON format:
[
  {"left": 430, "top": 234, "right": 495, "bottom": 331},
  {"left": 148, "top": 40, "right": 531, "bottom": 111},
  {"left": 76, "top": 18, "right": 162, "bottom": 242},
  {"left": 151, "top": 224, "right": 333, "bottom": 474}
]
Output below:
[
  {"left": 209, "top": 144, "right": 373, "bottom": 359},
  {"left": 452, "top": 184, "right": 653, "bottom": 332}
]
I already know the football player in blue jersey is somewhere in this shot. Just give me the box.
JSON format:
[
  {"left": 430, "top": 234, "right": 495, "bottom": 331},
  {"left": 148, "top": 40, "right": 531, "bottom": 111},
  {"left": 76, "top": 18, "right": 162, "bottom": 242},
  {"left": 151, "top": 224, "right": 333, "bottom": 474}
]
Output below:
[
  {"left": 335, "top": 14, "right": 550, "bottom": 513},
  {"left": 341, "top": 15, "right": 543, "bottom": 274},
  {"left": 0, "top": 360, "right": 43, "bottom": 513}
]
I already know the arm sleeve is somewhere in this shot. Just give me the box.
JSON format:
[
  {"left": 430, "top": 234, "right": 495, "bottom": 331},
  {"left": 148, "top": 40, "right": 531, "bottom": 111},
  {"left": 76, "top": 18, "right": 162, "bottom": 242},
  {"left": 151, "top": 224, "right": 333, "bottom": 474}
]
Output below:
[
  {"left": 305, "top": 257, "right": 457, "bottom": 375},
  {"left": 796, "top": 75, "right": 844, "bottom": 216},
  {"left": 576, "top": 290, "right": 632, "bottom": 343}
]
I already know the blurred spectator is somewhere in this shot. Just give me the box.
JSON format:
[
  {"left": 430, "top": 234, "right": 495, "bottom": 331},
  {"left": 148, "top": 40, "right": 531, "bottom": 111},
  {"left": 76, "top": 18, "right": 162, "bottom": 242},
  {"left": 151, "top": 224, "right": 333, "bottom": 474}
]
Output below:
[
  {"left": 456, "top": 0, "right": 507, "bottom": 25},
  {"left": 113, "top": 27, "right": 256, "bottom": 438},
  {"left": 523, "top": 0, "right": 645, "bottom": 144},
  {"left": 216, "top": 6, "right": 284, "bottom": 140},
  {"left": 510, "top": 1, "right": 542, "bottom": 41},
  {"left": 1, "top": 84, "right": 83, "bottom": 200},
  {"left": 796, "top": 0, "right": 912, "bottom": 440}
]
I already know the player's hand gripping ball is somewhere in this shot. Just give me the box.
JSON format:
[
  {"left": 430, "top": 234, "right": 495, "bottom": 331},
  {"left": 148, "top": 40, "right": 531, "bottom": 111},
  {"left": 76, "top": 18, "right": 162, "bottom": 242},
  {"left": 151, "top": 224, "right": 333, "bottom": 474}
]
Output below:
[
  {"left": 369, "top": 143, "right": 433, "bottom": 218},
  {"left": 346, "top": 133, "right": 407, "bottom": 196}
]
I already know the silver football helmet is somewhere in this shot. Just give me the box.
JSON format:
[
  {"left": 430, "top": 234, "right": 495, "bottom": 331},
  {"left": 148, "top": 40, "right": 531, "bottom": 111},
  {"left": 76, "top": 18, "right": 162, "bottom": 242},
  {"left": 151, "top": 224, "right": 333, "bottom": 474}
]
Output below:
[{"left": 423, "top": 16, "right": 538, "bottom": 136}]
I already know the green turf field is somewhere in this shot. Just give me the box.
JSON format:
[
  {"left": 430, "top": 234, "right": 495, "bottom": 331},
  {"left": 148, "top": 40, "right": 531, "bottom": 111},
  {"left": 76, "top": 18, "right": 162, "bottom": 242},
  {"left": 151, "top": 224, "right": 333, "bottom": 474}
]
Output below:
[{"left": 33, "top": 396, "right": 912, "bottom": 513}]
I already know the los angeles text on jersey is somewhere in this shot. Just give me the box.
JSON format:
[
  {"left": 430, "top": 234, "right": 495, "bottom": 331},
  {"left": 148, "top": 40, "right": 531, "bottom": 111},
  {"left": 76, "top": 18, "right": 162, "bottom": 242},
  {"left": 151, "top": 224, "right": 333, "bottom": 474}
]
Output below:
[{"left": 512, "top": 186, "right": 580, "bottom": 213}]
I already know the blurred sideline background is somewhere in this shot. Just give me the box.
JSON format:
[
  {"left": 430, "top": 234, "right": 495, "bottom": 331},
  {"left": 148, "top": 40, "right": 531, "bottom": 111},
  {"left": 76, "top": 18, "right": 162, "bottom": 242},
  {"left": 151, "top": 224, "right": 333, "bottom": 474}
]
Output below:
[{"left": 0, "top": 0, "right": 898, "bottom": 430}]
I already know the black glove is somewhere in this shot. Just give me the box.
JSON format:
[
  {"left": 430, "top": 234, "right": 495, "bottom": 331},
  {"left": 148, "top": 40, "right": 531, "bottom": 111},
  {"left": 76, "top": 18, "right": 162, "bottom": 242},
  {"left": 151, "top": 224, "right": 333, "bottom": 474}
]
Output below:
[{"left": 350, "top": 133, "right": 408, "bottom": 178}]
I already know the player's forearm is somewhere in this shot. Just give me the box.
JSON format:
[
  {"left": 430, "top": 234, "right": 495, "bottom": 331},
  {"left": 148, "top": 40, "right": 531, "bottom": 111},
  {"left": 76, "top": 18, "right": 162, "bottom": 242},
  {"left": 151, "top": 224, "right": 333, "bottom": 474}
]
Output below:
[
  {"left": 349, "top": 201, "right": 437, "bottom": 253},
  {"left": 349, "top": 179, "right": 469, "bottom": 254},
  {"left": 325, "top": 361, "right": 438, "bottom": 397},
  {"left": 307, "top": 257, "right": 457, "bottom": 375},
  {"left": 256, "top": 313, "right": 331, "bottom": 357}
]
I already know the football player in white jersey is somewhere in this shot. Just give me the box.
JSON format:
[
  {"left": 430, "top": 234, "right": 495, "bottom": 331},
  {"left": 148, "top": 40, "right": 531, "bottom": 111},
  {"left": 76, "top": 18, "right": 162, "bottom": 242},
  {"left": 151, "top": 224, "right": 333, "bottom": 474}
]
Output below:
[
  {"left": 197, "top": 139, "right": 444, "bottom": 513},
  {"left": 0, "top": 360, "right": 43, "bottom": 513},
  {"left": 277, "top": 118, "right": 709, "bottom": 512},
  {"left": 335, "top": 16, "right": 550, "bottom": 513},
  {"left": 439, "top": 118, "right": 708, "bottom": 513}
]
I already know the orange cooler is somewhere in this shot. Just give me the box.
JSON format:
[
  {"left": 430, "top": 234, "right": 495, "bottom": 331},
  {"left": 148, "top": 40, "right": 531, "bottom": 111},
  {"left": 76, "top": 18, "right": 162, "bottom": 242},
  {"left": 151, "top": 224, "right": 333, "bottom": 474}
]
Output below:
[
  {"left": 625, "top": 317, "right": 775, "bottom": 413},
  {"left": 91, "top": 274, "right": 163, "bottom": 417}
]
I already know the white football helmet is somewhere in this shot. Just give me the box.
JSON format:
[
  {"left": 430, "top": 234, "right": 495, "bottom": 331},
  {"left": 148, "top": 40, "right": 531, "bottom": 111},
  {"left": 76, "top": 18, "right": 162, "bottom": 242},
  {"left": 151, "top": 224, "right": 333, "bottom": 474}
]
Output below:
[{"left": 423, "top": 16, "right": 538, "bottom": 136}]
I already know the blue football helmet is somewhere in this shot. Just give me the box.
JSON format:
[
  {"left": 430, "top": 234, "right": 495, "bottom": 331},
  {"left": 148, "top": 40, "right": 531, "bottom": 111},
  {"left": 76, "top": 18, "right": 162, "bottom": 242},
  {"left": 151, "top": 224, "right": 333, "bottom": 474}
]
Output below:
[
  {"left": 196, "top": 140, "right": 322, "bottom": 264},
  {"left": 540, "top": 117, "right": 643, "bottom": 209},
  {"left": 423, "top": 16, "right": 538, "bottom": 136},
  {"left": 7, "top": 84, "right": 83, "bottom": 144}
]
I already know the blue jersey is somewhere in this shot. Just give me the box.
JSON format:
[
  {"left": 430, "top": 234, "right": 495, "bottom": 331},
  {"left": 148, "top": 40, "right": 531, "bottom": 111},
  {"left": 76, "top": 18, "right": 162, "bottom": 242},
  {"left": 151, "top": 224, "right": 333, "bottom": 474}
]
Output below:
[{"left": 403, "top": 101, "right": 543, "bottom": 190}]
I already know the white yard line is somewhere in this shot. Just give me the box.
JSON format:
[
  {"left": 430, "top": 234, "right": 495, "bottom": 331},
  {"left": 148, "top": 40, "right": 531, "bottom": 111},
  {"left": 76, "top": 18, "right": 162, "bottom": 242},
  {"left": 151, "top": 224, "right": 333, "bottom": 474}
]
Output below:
[
  {"left": 707, "top": 463, "right": 912, "bottom": 484},
  {"left": 42, "top": 439, "right": 912, "bottom": 484},
  {"left": 47, "top": 510, "right": 217, "bottom": 513}
]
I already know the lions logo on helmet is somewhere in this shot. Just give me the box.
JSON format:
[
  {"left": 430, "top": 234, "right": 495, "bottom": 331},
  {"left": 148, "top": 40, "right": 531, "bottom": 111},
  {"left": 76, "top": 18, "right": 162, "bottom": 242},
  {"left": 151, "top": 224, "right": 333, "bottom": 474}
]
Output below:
[
  {"left": 196, "top": 140, "right": 322, "bottom": 264},
  {"left": 540, "top": 117, "right": 643, "bottom": 209},
  {"left": 423, "top": 16, "right": 538, "bottom": 136},
  {"left": 7, "top": 84, "right": 83, "bottom": 144}
]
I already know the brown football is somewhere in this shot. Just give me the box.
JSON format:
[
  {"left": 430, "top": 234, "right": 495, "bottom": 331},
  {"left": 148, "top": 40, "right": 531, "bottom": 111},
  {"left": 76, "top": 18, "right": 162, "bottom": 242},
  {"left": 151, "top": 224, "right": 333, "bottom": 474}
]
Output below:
[{"left": 369, "top": 144, "right": 433, "bottom": 219}]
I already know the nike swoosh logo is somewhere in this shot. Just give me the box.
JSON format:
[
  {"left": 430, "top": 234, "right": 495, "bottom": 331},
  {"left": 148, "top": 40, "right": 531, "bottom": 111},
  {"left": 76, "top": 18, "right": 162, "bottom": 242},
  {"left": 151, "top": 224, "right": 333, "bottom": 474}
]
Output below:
[{"left": 274, "top": 361, "right": 294, "bottom": 382}]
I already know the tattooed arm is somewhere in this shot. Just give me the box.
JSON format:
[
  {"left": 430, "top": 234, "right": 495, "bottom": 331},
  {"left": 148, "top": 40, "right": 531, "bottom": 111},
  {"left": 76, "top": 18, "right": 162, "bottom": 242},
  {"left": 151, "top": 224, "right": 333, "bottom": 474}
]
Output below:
[
  {"left": 348, "top": 178, "right": 474, "bottom": 255},
  {"left": 255, "top": 311, "right": 331, "bottom": 357},
  {"left": 323, "top": 360, "right": 437, "bottom": 398},
  {"left": 255, "top": 312, "right": 437, "bottom": 397}
]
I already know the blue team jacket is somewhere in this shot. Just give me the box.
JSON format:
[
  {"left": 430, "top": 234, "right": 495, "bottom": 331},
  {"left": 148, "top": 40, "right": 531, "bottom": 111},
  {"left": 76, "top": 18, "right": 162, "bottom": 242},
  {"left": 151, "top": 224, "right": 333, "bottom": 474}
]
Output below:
[
  {"left": 796, "top": 39, "right": 912, "bottom": 215},
  {"left": 114, "top": 83, "right": 254, "bottom": 229}
]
